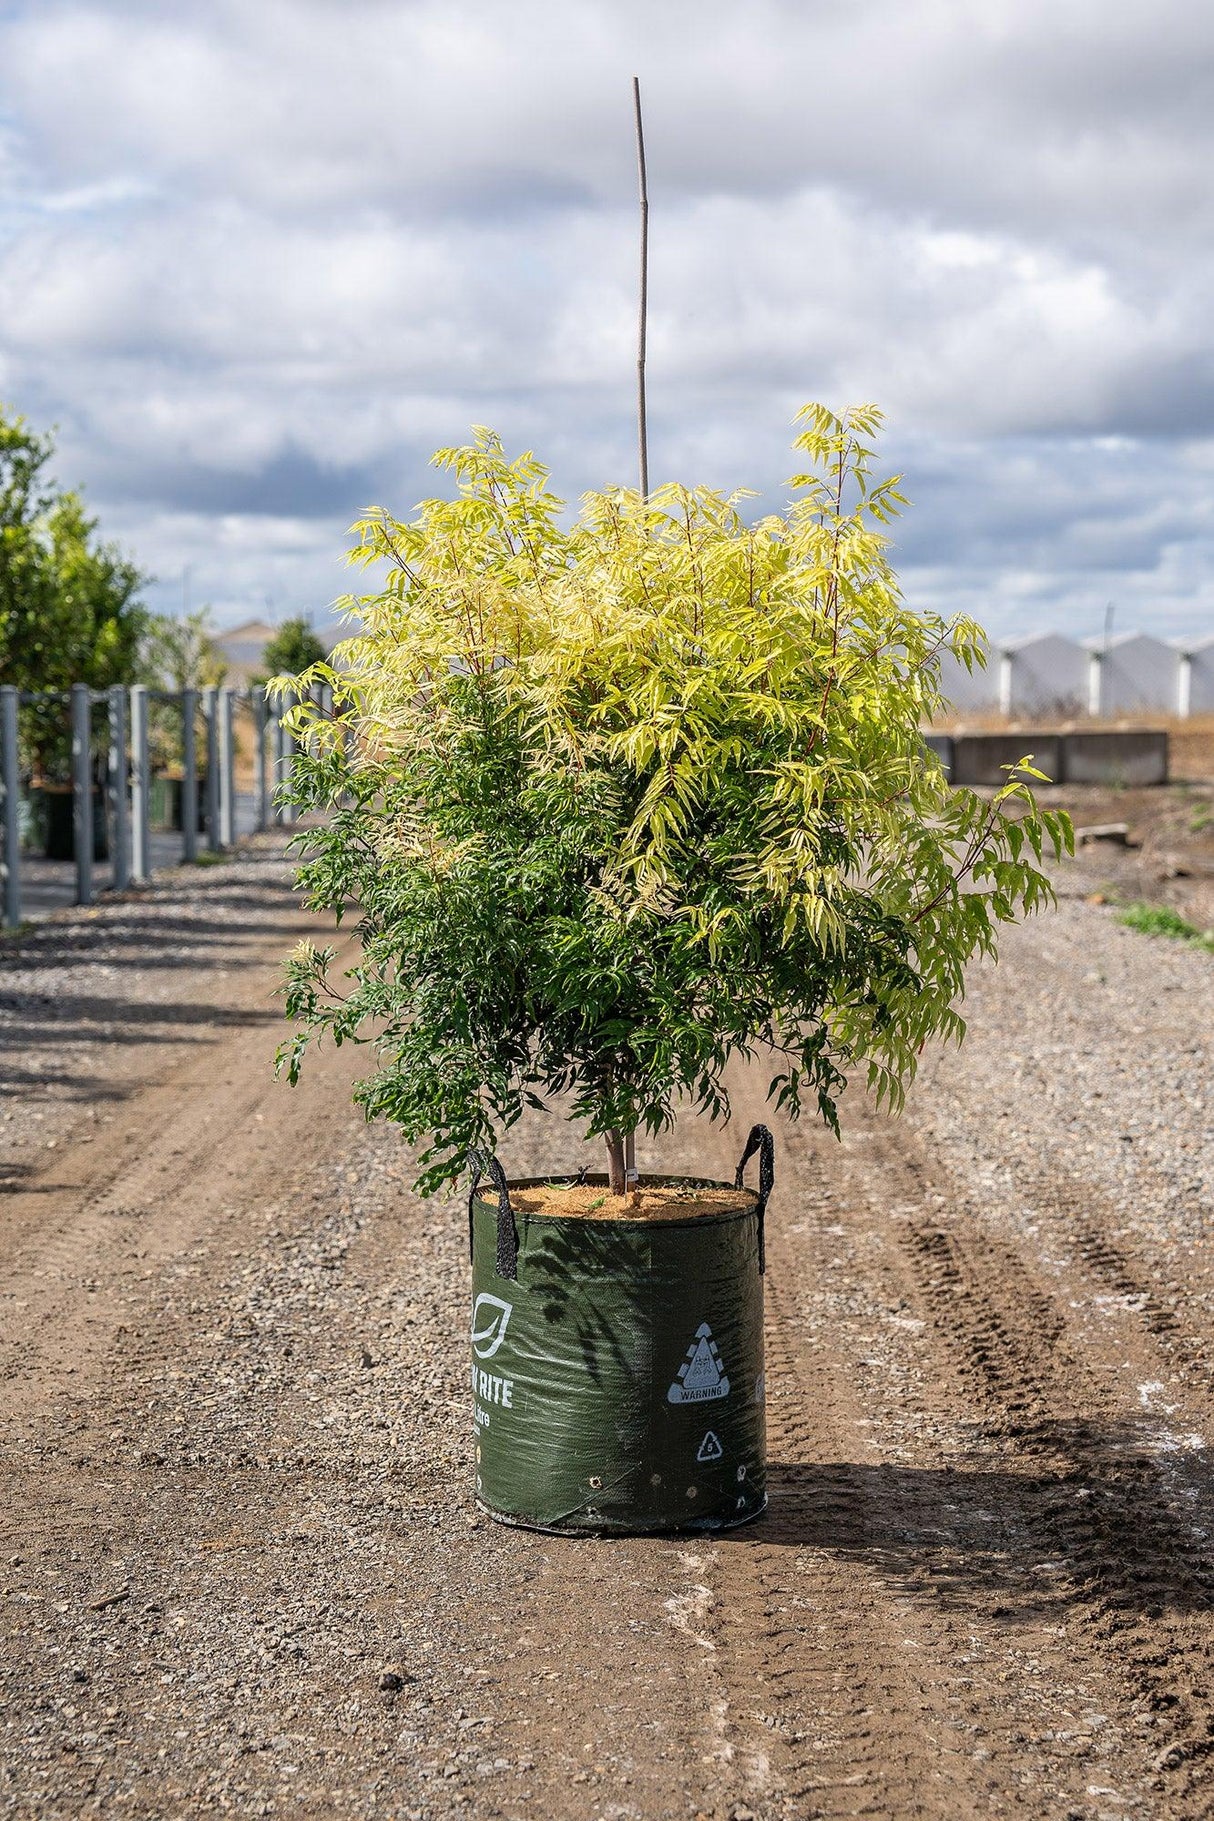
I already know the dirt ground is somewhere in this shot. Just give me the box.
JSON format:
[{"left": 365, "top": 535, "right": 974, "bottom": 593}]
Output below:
[
  {"left": 1, "top": 825, "right": 1212, "bottom": 1820},
  {"left": 946, "top": 716, "right": 1214, "bottom": 933},
  {"left": 1031, "top": 775, "right": 1214, "bottom": 934}
]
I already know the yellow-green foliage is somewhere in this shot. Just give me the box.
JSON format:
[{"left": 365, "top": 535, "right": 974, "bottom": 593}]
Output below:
[{"left": 277, "top": 406, "right": 1071, "bottom": 1192}]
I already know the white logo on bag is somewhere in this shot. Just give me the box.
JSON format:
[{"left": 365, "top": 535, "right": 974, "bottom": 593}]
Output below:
[
  {"left": 471, "top": 1294, "right": 513, "bottom": 1360},
  {"left": 696, "top": 1430, "right": 724, "bottom": 1463},
  {"left": 667, "top": 1322, "right": 730, "bottom": 1404}
]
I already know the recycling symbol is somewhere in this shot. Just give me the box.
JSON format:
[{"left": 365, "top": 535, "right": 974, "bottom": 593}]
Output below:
[{"left": 696, "top": 1430, "right": 724, "bottom": 1463}]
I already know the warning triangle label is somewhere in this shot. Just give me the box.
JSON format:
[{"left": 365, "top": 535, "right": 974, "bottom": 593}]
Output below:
[
  {"left": 667, "top": 1322, "right": 730, "bottom": 1405},
  {"left": 696, "top": 1430, "right": 724, "bottom": 1463}
]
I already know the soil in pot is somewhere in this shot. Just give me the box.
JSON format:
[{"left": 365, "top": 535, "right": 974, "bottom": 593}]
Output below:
[{"left": 510, "top": 1181, "right": 750, "bottom": 1220}]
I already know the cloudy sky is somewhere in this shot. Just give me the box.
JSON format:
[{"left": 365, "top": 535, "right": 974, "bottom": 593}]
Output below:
[{"left": 2, "top": 0, "right": 1213, "bottom": 644}]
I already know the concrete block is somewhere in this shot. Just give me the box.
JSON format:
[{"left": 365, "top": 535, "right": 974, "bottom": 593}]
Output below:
[
  {"left": 951, "top": 733, "right": 1063, "bottom": 788},
  {"left": 1061, "top": 729, "right": 1168, "bottom": 786},
  {"left": 921, "top": 732, "right": 953, "bottom": 778}
]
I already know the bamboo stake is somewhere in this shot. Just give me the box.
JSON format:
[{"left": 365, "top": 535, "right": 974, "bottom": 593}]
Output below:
[
  {"left": 637, "top": 78, "right": 644, "bottom": 502},
  {"left": 625, "top": 75, "right": 648, "bottom": 1199},
  {"left": 633, "top": 75, "right": 649, "bottom": 502}
]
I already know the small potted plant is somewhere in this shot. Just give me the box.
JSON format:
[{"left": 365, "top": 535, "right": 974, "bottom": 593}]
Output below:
[{"left": 275, "top": 405, "right": 1070, "bottom": 1534}]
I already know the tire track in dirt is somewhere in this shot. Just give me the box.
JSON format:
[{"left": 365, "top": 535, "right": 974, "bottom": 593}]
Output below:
[
  {"left": 949, "top": 1152, "right": 1214, "bottom": 1813},
  {"left": 653, "top": 1096, "right": 1076, "bottom": 1819},
  {"left": 711, "top": 1271, "right": 975, "bottom": 1820},
  {"left": 0, "top": 972, "right": 364, "bottom": 1426},
  {"left": 691, "top": 1076, "right": 1214, "bottom": 1818},
  {"left": 887, "top": 1132, "right": 1214, "bottom": 1815}
]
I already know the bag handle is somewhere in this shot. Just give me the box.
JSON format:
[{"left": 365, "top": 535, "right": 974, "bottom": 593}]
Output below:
[
  {"left": 734, "top": 1123, "right": 775, "bottom": 1275},
  {"left": 466, "top": 1149, "right": 518, "bottom": 1281}
]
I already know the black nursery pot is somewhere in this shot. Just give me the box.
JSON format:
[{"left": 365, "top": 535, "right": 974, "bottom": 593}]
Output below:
[
  {"left": 148, "top": 774, "right": 209, "bottom": 833},
  {"left": 26, "top": 784, "right": 109, "bottom": 861},
  {"left": 467, "top": 1128, "right": 773, "bottom": 1536}
]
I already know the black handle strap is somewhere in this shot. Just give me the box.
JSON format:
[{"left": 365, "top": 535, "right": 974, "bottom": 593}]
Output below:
[
  {"left": 466, "top": 1148, "right": 518, "bottom": 1281},
  {"left": 734, "top": 1123, "right": 775, "bottom": 1275}
]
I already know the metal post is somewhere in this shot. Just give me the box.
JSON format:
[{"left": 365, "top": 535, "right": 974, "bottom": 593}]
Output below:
[
  {"left": 71, "top": 684, "right": 94, "bottom": 907},
  {"left": 254, "top": 686, "right": 269, "bottom": 832},
  {"left": 129, "top": 684, "right": 150, "bottom": 882},
  {"left": 107, "top": 685, "right": 130, "bottom": 892},
  {"left": 181, "top": 688, "right": 198, "bottom": 863},
  {"left": 273, "top": 712, "right": 285, "bottom": 826},
  {"left": 219, "top": 686, "right": 236, "bottom": 847},
  {"left": 270, "top": 714, "right": 282, "bottom": 826},
  {"left": 204, "top": 685, "right": 221, "bottom": 852},
  {"left": 1, "top": 686, "right": 20, "bottom": 929},
  {"left": 279, "top": 702, "right": 296, "bottom": 826}
]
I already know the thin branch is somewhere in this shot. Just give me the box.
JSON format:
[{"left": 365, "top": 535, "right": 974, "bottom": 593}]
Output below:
[{"left": 909, "top": 798, "right": 1003, "bottom": 924}]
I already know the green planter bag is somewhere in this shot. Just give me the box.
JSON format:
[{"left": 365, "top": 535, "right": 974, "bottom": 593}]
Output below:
[{"left": 467, "top": 1125, "right": 773, "bottom": 1535}]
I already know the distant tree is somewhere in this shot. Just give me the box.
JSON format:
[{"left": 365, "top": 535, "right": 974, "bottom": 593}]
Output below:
[
  {"left": 261, "top": 617, "right": 326, "bottom": 682},
  {"left": 140, "top": 607, "right": 229, "bottom": 772},
  {"left": 141, "top": 606, "right": 228, "bottom": 692},
  {"left": 0, "top": 410, "right": 57, "bottom": 689},
  {"left": 0, "top": 404, "right": 147, "bottom": 777}
]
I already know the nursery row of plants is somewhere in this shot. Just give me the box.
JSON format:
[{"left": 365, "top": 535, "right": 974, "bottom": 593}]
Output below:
[
  {"left": 0, "top": 680, "right": 312, "bottom": 927},
  {"left": 1, "top": 401, "right": 339, "bottom": 925}
]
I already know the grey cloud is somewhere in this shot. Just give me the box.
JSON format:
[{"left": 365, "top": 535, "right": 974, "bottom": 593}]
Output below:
[
  {"left": 5, "top": 10, "right": 1211, "bottom": 390},
  {"left": 1, "top": 0, "right": 1212, "bottom": 636},
  {"left": 893, "top": 435, "right": 1214, "bottom": 645},
  {"left": 91, "top": 441, "right": 382, "bottom": 520},
  {"left": 6, "top": 0, "right": 1214, "bottom": 242}
]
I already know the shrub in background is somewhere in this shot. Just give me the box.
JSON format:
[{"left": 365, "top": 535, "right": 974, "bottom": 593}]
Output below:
[{"left": 1, "top": 405, "right": 145, "bottom": 779}]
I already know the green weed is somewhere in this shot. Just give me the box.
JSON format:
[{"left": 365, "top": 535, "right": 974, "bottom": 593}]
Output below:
[{"left": 1117, "top": 902, "right": 1214, "bottom": 951}]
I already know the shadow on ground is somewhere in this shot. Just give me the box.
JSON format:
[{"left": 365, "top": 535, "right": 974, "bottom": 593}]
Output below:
[
  {"left": 0, "top": 852, "right": 306, "bottom": 1104},
  {"left": 743, "top": 1431, "right": 1214, "bottom": 1620}
]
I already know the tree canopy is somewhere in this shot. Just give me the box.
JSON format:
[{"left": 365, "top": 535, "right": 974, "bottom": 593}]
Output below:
[
  {"left": 276, "top": 406, "right": 1071, "bottom": 1196},
  {"left": 0, "top": 404, "right": 147, "bottom": 774},
  {"left": 140, "top": 606, "right": 228, "bottom": 694},
  {"left": 261, "top": 616, "right": 326, "bottom": 681}
]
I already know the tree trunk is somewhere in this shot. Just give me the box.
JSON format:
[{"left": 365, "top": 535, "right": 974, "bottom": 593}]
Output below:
[{"left": 604, "top": 1129, "right": 626, "bottom": 1198}]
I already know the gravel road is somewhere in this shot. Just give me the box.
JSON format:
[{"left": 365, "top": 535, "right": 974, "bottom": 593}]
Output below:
[{"left": 1, "top": 836, "right": 1211, "bottom": 1820}]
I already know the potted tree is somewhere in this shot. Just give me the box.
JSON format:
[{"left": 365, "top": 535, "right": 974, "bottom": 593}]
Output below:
[
  {"left": 274, "top": 404, "right": 1070, "bottom": 1534},
  {"left": 140, "top": 608, "right": 228, "bottom": 831}
]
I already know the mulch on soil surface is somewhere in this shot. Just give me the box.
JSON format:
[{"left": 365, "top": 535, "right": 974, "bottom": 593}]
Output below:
[{"left": 507, "top": 1181, "right": 758, "bottom": 1220}]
